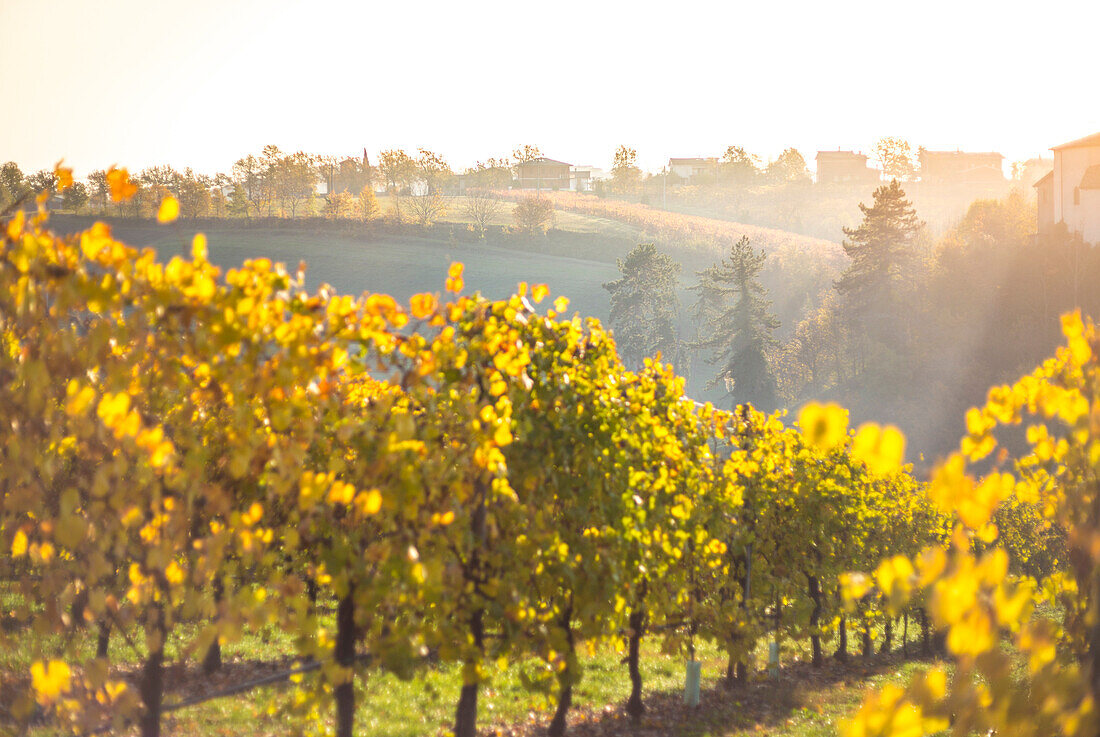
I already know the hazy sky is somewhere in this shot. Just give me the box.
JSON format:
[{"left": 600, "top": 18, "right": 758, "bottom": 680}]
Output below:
[{"left": 2, "top": 0, "right": 1097, "bottom": 177}]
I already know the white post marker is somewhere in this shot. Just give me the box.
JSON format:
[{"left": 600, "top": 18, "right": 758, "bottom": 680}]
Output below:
[
  {"left": 768, "top": 641, "right": 780, "bottom": 679},
  {"left": 684, "top": 660, "right": 701, "bottom": 706}
]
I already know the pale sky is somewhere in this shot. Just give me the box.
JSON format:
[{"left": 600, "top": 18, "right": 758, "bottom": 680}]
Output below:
[{"left": 2, "top": 0, "right": 1098, "bottom": 177}]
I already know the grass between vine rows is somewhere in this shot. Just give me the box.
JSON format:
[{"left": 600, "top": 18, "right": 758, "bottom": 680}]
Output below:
[{"left": 4, "top": 582, "right": 940, "bottom": 737}]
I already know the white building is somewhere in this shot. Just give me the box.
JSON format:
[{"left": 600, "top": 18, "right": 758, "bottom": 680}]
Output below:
[
  {"left": 668, "top": 157, "right": 718, "bottom": 182},
  {"left": 1036, "top": 132, "right": 1100, "bottom": 244},
  {"left": 570, "top": 165, "right": 605, "bottom": 192}
]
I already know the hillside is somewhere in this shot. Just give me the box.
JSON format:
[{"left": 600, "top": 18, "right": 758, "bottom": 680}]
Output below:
[
  {"left": 49, "top": 205, "right": 845, "bottom": 407},
  {"left": 49, "top": 214, "right": 641, "bottom": 324},
  {"left": 500, "top": 191, "right": 849, "bottom": 330},
  {"left": 53, "top": 200, "right": 843, "bottom": 324}
]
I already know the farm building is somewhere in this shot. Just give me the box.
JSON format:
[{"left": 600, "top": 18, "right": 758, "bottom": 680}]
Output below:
[
  {"left": 815, "top": 150, "right": 880, "bottom": 185},
  {"left": 514, "top": 158, "right": 572, "bottom": 191},
  {"left": 918, "top": 150, "right": 1005, "bottom": 184},
  {"left": 668, "top": 157, "right": 718, "bottom": 183}
]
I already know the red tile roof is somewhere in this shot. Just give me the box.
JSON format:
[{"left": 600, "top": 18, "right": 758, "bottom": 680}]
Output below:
[{"left": 517, "top": 158, "right": 572, "bottom": 167}]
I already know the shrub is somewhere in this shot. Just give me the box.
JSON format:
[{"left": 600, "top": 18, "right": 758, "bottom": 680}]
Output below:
[{"left": 511, "top": 196, "right": 554, "bottom": 235}]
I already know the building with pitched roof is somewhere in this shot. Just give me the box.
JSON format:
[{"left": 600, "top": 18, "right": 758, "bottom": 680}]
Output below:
[
  {"left": 1036, "top": 132, "right": 1100, "bottom": 244},
  {"left": 918, "top": 150, "right": 1005, "bottom": 185},
  {"left": 514, "top": 158, "right": 572, "bottom": 191},
  {"left": 815, "top": 150, "right": 880, "bottom": 184},
  {"left": 668, "top": 157, "right": 718, "bottom": 183}
]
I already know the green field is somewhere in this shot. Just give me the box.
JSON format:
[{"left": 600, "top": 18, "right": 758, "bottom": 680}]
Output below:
[
  {"left": 49, "top": 201, "right": 840, "bottom": 408},
  {"left": 50, "top": 211, "right": 645, "bottom": 326},
  {"left": 51, "top": 194, "right": 841, "bottom": 339}
]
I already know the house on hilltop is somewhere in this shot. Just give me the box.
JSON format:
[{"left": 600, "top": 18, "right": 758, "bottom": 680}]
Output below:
[
  {"left": 514, "top": 158, "right": 572, "bottom": 191},
  {"left": 918, "top": 150, "right": 1005, "bottom": 184},
  {"left": 668, "top": 157, "right": 718, "bottom": 183},
  {"left": 1036, "top": 132, "right": 1100, "bottom": 244},
  {"left": 815, "top": 150, "right": 880, "bottom": 185}
]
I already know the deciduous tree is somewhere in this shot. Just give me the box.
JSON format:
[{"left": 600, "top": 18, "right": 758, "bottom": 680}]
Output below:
[
  {"left": 62, "top": 181, "right": 89, "bottom": 211},
  {"left": 511, "top": 144, "right": 542, "bottom": 164},
  {"left": 1, "top": 161, "right": 26, "bottom": 205},
  {"left": 463, "top": 189, "right": 503, "bottom": 236},
  {"left": 275, "top": 151, "right": 317, "bottom": 217},
  {"left": 721, "top": 146, "right": 762, "bottom": 188},
  {"left": 358, "top": 185, "right": 381, "bottom": 221},
  {"left": 764, "top": 148, "right": 811, "bottom": 185},
  {"left": 611, "top": 145, "right": 641, "bottom": 195},
  {"left": 231, "top": 154, "right": 266, "bottom": 217},
  {"left": 177, "top": 169, "right": 212, "bottom": 218},
  {"left": 322, "top": 190, "right": 359, "bottom": 219},
  {"left": 407, "top": 149, "right": 451, "bottom": 225},
  {"left": 378, "top": 149, "right": 416, "bottom": 218},
  {"left": 466, "top": 158, "right": 512, "bottom": 189},
  {"left": 25, "top": 169, "right": 58, "bottom": 195},
  {"left": 872, "top": 137, "right": 917, "bottom": 181}
]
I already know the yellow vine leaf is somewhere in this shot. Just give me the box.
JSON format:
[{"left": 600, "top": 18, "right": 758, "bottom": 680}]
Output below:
[
  {"left": 842, "top": 683, "right": 923, "bottom": 737},
  {"left": 875, "top": 555, "right": 915, "bottom": 613},
  {"left": 852, "top": 423, "right": 905, "bottom": 476},
  {"left": 106, "top": 166, "right": 138, "bottom": 202},
  {"left": 409, "top": 293, "right": 437, "bottom": 319},
  {"left": 192, "top": 233, "right": 208, "bottom": 261},
  {"left": 31, "top": 660, "right": 72, "bottom": 704},
  {"left": 446, "top": 262, "right": 465, "bottom": 293},
  {"left": 35, "top": 541, "right": 56, "bottom": 563},
  {"left": 956, "top": 472, "right": 1014, "bottom": 530},
  {"left": 165, "top": 561, "right": 185, "bottom": 585},
  {"left": 797, "top": 402, "right": 849, "bottom": 452},
  {"left": 327, "top": 481, "right": 356, "bottom": 506},
  {"left": 840, "top": 571, "right": 872, "bottom": 609},
  {"left": 6, "top": 209, "right": 24, "bottom": 240},
  {"left": 54, "top": 161, "right": 74, "bottom": 192},
  {"left": 354, "top": 489, "right": 383, "bottom": 516},
  {"left": 66, "top": 382, "right": 96, "bottom": 417},
  {"left": 11, "top": 529, "right": 28, "bottom": 557},
  {"left": 1061, "top": 310, "right": 1091, "bottom": 365},
  {"left": 157, "top": 196, "right": 180, "bottom": 224}
]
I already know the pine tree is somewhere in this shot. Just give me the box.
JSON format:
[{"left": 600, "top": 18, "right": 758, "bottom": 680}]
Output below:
[
  {"left": 604, "top": 243, "right": 685, "bottom": 372},
  {"left": 691, "top": 236, "right": 781, "bottom": 410},
  {"left": 687, "top": 264, "right": 725, "bottom": 338},
  {"left": 834, "top": 180, "right": 923, "bottom": 346}
]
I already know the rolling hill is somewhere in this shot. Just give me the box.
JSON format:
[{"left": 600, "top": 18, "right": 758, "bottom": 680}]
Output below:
[{"left": 49, "top": 203, "right": 846, "bottom": 405}]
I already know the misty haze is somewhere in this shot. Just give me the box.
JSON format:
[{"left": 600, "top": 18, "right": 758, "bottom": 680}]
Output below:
[{"left": 2, "top": 2, "right": 1099, "bottom": 737}]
